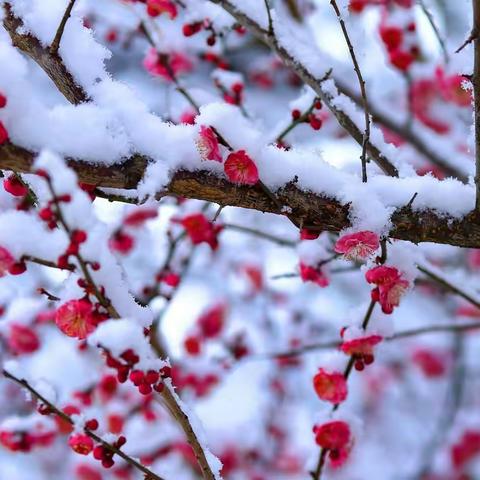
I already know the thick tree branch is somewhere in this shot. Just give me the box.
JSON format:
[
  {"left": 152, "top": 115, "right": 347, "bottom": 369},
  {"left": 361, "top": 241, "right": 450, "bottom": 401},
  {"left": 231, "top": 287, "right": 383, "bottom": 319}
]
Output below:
[
  {"left": 7, "top": 2, "right": 478, "bottom": 250},
  {"left": 2, "top": 141, "right": 480, "bottom": 248}
]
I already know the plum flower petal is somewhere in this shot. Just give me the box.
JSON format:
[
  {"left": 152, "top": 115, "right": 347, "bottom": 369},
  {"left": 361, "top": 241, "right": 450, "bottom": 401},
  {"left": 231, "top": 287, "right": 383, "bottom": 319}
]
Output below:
[
  {"left": 314, "top": 420, "right": 351, "bottom": 450},
  {"left": 224, "top": 150, "right": 259, "bottom": 185},
  {"left": 299, "top": 262, "right": 329, "bottom": 288},
  {"left": 0, "top": 246, "right": 15, "bottom": 276},
  {"left": 366, "top": 265, "right": 409, "bottom": 314},
  {"left": 55, "top": 300, "right": 96, "bottom": 340},
  {"left": 340, "top": 334, "right": 383, "bottom": 356},
  {"left": 334, "top": 231, "right": 379, "bottom": 260},
  {"left": 313, "top": 369, "right": 348, "bottom": 404},
  {"left": 196, "top": 126, "right": 222, "bottom": 162}
]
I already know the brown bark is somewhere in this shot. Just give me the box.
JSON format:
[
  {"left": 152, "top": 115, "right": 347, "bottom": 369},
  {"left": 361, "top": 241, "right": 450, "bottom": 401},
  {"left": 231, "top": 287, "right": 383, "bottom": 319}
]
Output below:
[
  {"left": 3, "top": 4, "right": 88, "bottom": 105},
  {"left": 3, "top": 141, "right": 480, "bottom": 248}
]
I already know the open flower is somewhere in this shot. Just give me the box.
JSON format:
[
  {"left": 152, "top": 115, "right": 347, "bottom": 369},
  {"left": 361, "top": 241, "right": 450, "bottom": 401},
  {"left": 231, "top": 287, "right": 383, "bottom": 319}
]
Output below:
[
  {"left": 196, "top": 126, "right": 222, "bottom": 162},
  {"left": 334, "top": 231, "right": 379, "bottom": 260},
  {"left": 224, "top": 150, "right": 259, "bottom": 185},
  {"left": 366, "top": 265, "right": 409, "bottom": 314},
  {"left": 68, "top": 434, "right": 94, "bottom": 455},
  {"left": 313, "top": 369, "right": 348, "bottom": 404},
  {"left": 55, "top": 300, "right": 96, "bottom": 339},
  {"left": 313, "top": 420, "right": 351, "bottom": 450}
]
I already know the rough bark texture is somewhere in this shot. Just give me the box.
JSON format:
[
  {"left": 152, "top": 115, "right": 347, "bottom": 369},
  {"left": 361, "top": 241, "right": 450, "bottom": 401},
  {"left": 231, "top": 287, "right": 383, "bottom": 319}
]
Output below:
[
  {"left": 3, "top": 4, "right": 88, "bottom": 105},
  {"left": 3, "top": 141, "right": 480, "bottom": 248}
]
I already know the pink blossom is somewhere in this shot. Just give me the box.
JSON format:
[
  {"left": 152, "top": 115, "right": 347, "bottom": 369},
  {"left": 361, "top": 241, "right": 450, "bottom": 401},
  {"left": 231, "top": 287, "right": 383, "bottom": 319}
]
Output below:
[
  {"left": 374, "top": 278, "right": 409, "bottom": 314},
  {"left": 196, "top": 126, "right": 222, "bottom": 162},
  {"left": 334, "top": 231, "right": 379, "bottom": 260},
  {"left": 55, "top": 300, "right": 96, "bottom": 339},
  {"left": 68, "top": 434, "right": 94, "bottom": 455},
  {"left": 313, "top": 369, "right": 348, "bottom": 404},
  {"left": 365, "top": 265, "right": 402, "bottom": 286},
  {"left": 366, "top": 265, "right": 409, "bottom": 314},
  {"left": 340, "top": 334, "right": 383, "bottom": 356},
  {"left": 410, "top": 79, "right": 450, "bottom": 134},
  {"left": 412, "top": 348, "right": 447, "bottom": 378},
  {"left": 124, "top": 208, "right": 158, "bottom": 227},
  {"left": 0, "top": 246, "right": 15, "bottom": 276},
  {"left": 0, "top": 121, "right": 8, "bottom": 145},
  {"left": 300, "top": 229, "right": 320, "bottom": 240},
  {"left": 8, "top": 324, "right": 40, "bottom": 354},
  {"left": 224, "top": 150, "right": 259, "bottom": 185},
  {"left": 180, "top": 110, "right": 197, "bottom": 125},
  {"left": 313, "top": 420, "right": 351, "bottom": 450},
  {"left": 109, "top": 230, "right": 135, "bottom": 254},
  {"left": 176, "top": 213, "right": 222, "bottom": 250},
  {"left": 197, "top": 303, "right": 226, "bottom": 338},
  {"left": 436, "top": 68, "right": 472, "bottom": 107},
  {"left": 299, "top": 262, "right": 329, "bottom": 288}
]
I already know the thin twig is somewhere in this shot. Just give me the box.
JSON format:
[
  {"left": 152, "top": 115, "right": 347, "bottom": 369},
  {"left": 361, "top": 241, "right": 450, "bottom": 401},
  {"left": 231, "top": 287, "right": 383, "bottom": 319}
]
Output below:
[
  {"left": 44, "top": 180, "right": 218, "bottom": 480},
  {"left": 411, "top": 333, "right": 465, "bottom": 479},
  {"left": 312, "top": 298, "right": 377, "bottom": 479},
  {"left": 3, "top": 370, "right": 166, "bottom": 480},
  {"left": 46, "top": 178, "right": 118, "bottom": 318},
  {"left": 263, "top": 0, "right": 274, "bottom": 35},
  {"left": 50, "top": 0, "right": 77, "bottom": 56},
  {"left": 418, "top": 264, "right": 480, "bottom": 309},
  {"left": 23, "top": 255, "right": 74, "bottom": 271},
  {"left": 418, "top": 0, "right": 449, "bottom": 64},
  {"left": 276, "top": 101, "right": 316, "bottom": 144},
  {"left": 262, "top": 320, "right": 480, "bottom": 360},
  {"left": 330, "top": 0, "right": 371, "bottom": 182},
  {"left": 140, "top": 22, "right": 201, "bottom": 114},
  {"left": 223, "top": 223, "right": 297, "bottom": 246},
  {"left": 455, "top": 9, "right": 479, "bottom": 54},
  {"left": 335, "top": 80, "right": 467, "bottom": 181}
]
